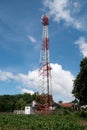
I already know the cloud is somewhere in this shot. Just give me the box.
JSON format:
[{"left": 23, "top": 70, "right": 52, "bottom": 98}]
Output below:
[
  {"left": 0, "top": 70, "right": 19, "bottom": 81},
  {"left": 75, "top": 37, "right": 87, "bottom": 57},
  {"left": 0, "top": 63, "right": 74, "bottom": 102},
  {"left": 17, "top": 70, "right": 38, "bottom": 88},
  {"left": 43, "top": 0, "right": 82, "bottom": 30},
  {"left": 51, "top": 63, "right": 74, "bottom": 102},
  {"left": 19, "top": 88, "right": 34, "bottom": 95},
  {"left": 28, "top": 35, "right": 36, "bottom": 43}
]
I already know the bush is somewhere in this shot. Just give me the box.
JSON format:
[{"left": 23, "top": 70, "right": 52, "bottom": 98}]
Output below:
[{"left": 79, "top": 111, "right": 87, "bottom": 118}]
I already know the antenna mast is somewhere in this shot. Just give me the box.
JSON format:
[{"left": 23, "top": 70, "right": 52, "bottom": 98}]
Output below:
[{"left": 36, "top": 14, "right": 53, "bottom": 113}]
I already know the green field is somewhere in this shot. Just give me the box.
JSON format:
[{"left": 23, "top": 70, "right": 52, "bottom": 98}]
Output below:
[{"left": 0, "top": 111, "right": 87, "bottom": 130}]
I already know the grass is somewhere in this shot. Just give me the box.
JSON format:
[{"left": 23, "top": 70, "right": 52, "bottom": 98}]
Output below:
[{"left": 0, "top": 110, "right": 87, "bottom": 130}]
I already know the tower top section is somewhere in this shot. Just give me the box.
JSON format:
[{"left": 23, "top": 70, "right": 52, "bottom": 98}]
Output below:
[{"left": 41, "top": 14, "right": 49, "bottom": 26}]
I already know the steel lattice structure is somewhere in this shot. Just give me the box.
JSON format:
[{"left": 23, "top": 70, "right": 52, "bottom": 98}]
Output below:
[
  {"left": 39, "top": 14, "right": 52, "bottom": 95},
  {"left": 36, "top": 14, "right": 53, "bottom": 112}
]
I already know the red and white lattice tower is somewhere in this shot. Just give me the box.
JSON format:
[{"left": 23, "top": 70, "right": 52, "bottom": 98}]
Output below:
[{"left": 37, "top": 14, "right": 53, "bottom": 108}]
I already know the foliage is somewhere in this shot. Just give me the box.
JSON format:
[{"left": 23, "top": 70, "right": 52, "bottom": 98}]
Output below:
[
  {"left": 72, "top": 57, "right": 87, "bottom": 105},
  {"left": 0, "top": 93, "right": 36, "bottom": 112},
  {"left": 78, "top": 111, "right": 87, "bottom": 119},
  {"left": 15, "top": 98, "right": 26, "bottom": 110},
  {"left": 0, "top": 112, "right": 87, "bottom": 130}
]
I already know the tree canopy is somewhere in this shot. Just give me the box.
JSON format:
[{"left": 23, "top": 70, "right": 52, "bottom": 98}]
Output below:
[
  {"left": 72, "top": 57, "right": 87, "bottom": 105},
  {"left": 0, "top": 93, "right": 36, "bottom": 112}
]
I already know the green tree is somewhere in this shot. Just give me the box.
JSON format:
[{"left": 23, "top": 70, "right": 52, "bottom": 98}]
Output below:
[
  {"left": 72, "top": 57, "right": 87, "bottom": 105},
  {"left": 22, "top": 93, "right": 32, "bottom": 103},
  {"left": 0, "top": 93, "right": 36, "bottom": 112},
  {"left": 15, "top": 98, "right": 26, "bottom": 110},
  {"left": 0, "top": 95, "right": 15, "bottom": 112}
]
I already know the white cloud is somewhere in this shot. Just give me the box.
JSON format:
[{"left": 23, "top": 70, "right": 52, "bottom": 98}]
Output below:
[
  {"left": 51, "top": 63, "right": 74, "bottom": 102},
  {"left": 0, "top": 70, "right": 19, "bottom": 81},
  {"left": 20, "top": 88, "right": 34, "bottom": 95},
  {"left": 28, "top": 35, "right": 36, "bottom": 43},
  {"left": 43, "top": 0, "right": 82, "bottom": 30},
  {"left": 0, "top": 63, "right": 74, "bottom": 102},
  {"left": 75, "top": 37, "right": 87, "bottom": 57},
  {"left": 17, "top": 70, "right": 38, "bottom": 88}
]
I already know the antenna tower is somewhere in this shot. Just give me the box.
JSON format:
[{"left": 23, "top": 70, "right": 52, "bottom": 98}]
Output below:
[{"left": 36, "top": 14, "right": 53, "bottom": 113}]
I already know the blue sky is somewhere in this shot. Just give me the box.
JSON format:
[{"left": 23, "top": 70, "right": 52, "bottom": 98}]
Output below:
[{"left": 0, "top": 0, "right": 87, "bottom": 102}]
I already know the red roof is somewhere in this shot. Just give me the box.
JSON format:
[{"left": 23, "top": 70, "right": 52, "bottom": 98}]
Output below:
[{"left": 59, "top": 103, "right": 73, "bottom": 107}]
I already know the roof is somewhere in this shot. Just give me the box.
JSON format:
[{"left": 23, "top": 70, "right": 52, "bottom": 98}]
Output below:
[{"left": 59, "top": 103, "right": 73, "bottom": 107}]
